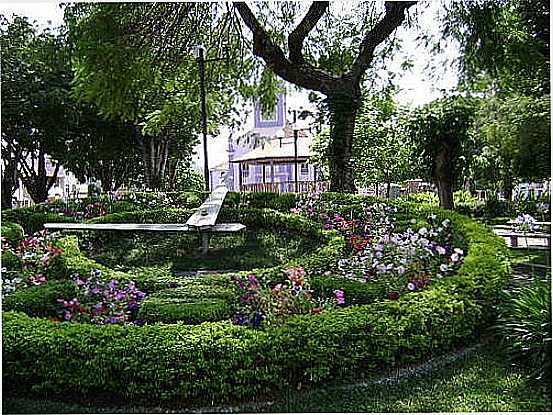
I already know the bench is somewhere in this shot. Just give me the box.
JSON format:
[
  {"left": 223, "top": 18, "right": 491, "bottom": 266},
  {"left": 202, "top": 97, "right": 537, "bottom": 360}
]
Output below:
[
  {"left": 496, "top": 232, "right": 551, "bottom": 249},
  {"left": 44, "top": 185, "right": 245, "bottom": 254}
]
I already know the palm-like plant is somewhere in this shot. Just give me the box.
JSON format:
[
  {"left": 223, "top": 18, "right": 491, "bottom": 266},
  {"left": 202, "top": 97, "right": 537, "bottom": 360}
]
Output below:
[{"left": 496, "top": 276, "right": 551, "bottom": 384}]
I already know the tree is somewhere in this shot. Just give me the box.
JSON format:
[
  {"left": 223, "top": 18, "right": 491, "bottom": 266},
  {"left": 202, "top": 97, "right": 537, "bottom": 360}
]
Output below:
[
  {"left": 1, "top": 15, "right": 72, "bottom": 206},
  {"left": 472, "top": 94, "right": 550, "bottom": 200},
  {"left": 353, "top": 93, "right": 413, "bottom": 197},
  {"left": 442, "top": 0, "right": 549, "bottom": 96},
  {"left": 310, "top": 92, "right": 414, "bottom": 196},
  {"left": 407, "top": 96, "right": 477, "bottom": 209},
  {"left": 66, "top": 2, "right": 418, "bottom": 193},
  {"left": 234, "top": 1, "right": 417, "bottom": 192},
  {"left": 65, "top": 3, "right": 245, "bottom": 190},
  {"left": 55, "top": 104, "right": 143, "bottom": 192}
]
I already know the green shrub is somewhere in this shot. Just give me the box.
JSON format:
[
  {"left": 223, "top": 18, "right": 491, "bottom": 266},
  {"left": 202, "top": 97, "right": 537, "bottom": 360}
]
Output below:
[
  {"left": 2, "top": 281, "right": 78, "bottom": 318},
  {"left": 495, "top": 277, "right": 551, "bottom": 384},
  {"left": 138, "top": 286, "right": 235, "bottom": 324},
  {"left": 1, "top": 222, "right": 24, "bottom": 245},
  {"left": 310, "top": 275, "right": 388, "bottom": 305},
  {"left": 1, "top": 208, "right": 78, "bottom": 234},
  {"left": 2, "top": 196, "right": 511, "bottom": 406}
]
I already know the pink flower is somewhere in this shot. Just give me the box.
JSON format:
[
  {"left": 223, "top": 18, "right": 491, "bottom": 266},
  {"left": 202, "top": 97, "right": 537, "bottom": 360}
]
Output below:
[{"left": 333, "top": 289, "right": 345, "bottom": 305}]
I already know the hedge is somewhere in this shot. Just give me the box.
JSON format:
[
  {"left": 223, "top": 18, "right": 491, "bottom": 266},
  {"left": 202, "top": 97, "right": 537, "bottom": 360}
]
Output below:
[
  {"left": 137, "top": 286, "right": 236, "bottom": 324},
  {"left": 1, "top": 221, "right": 24, "bottom": 245},
  {"left": 2, "top": 281, "right": 78, "bottom": 318},
  {"left": 2, "top": 201, "right": 510, "bottom": 406},
  {"left": 1, "top": 208, "right": 78, "bottom": 234}
]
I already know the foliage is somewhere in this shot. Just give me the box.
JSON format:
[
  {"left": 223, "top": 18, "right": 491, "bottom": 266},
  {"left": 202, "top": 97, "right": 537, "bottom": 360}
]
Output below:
[
  {"left": 471, "top": 94, "right": 550, "bottom": 195},
  {"left": 2, "top": 193, "right": 510, "bottom": 405},
  {"left": 137, "top": 285, "right": 234, "bottom": 324},
  {"left": 442, "top": 0, "right": 549, "bottom": 96},
  {"left": 1, "top": 222, "right": 24, "bottom": 245},
  {"left": 406, "top": 95, "right": 478, "bottom": 209},
  {"left": 353, "top": 93, "right": 414, "bottom": 190},
  {"left": 495, "top": 276, "right": 551, "bottom": 384}
]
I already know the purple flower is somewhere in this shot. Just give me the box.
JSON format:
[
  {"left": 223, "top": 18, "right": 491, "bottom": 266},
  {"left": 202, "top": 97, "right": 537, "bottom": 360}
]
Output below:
[
  {"left": 115, "top": 291, "right": 127, "bottom": 301},
  {"left": 333, "top": 289, "right": 345, "bottom": 305},
  {"left": 108, "top": 280, "right": 118, "bottom": 290}
]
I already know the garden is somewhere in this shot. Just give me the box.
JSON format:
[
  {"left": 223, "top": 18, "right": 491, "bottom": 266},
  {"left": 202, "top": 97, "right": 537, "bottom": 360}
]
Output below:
[
  {"left": 1, "top": 0, "right": 551, "bottom": 413},
  {"left": 2, "top": 189, "right": 550, "bottom": 412}
]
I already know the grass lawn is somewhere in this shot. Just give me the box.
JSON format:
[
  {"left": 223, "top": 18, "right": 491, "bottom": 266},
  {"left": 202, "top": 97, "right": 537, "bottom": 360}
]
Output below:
[
  {"left": 79, "top": 230, "right": 317, "bottom": 271},
  {"left": 3, "top": 344, "right": 550, "bottom": 414},
  {"left": 510, "top": 247, "right": 551, "bottom": 267}
]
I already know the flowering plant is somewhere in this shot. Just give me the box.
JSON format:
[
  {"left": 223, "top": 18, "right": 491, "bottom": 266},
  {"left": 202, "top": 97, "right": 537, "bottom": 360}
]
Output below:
[
  {"left": 512, "top": 214, "right": 539, "bottom": 233},
  {"left": 337, "top": 213, "right": 465, "bottom": 298},
  {"left": 232, "top": 267, "right": 345, "bottom": 328},
  {"left": 56, "top": 270, "right": 146, "bottom": 325},
  {"left": 1, "top": 231, "right": 63, "bottom": 299}
]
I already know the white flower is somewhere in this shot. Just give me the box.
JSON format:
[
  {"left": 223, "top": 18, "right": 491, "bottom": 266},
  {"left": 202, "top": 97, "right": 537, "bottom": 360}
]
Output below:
[
  {"left": 428, "top": 214, "right": 437, "bottom": 221},
  {"left": 407, "top": 282, "right": 416, "bottom": 291},
  {"left": 410, "top": 219, "right": 417, "bottom": 224},
  {"left": 436, "top": 246, "right": 446, "bottom": 255},
  {"left": 439, "top": 264, "right": 449, "bottom": 272},
  {"left": 442, "top": 219, "right": 451, "bottom": 227},
  {"left": 437, "top": 273, "right": 443, "bottom": 279},
  {"left": 418, "top": 227, "right": 428, "bottom": 236},
  {"left": 396, "top": 265, "right": 406, "bottom": 274},
  {"left": 454, "top": 248, "right": 464, "bottom": 255},
  {"left": 450, "top": 253, "right": 460, "bottom": 262}
]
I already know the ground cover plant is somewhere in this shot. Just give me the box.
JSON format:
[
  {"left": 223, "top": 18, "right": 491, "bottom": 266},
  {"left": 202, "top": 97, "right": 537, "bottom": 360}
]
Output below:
[{"left": 2, "top": 191, "right": 512, "bottom": 407}]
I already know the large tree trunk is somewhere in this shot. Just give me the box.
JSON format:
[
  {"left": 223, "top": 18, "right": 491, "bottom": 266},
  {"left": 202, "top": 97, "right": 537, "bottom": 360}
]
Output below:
[
  {"left": 327, "top": 91, "right": 360, "bottom": 193},
  {"left": 1, "top": 150, "right": 19, "bottom": 209},
  {"left": 21, "top": 147, "right": 59, "bottom": 204},
  {"left": 434, "top": 147, "right": 454, "bottom": 210},
  {"left": 1, "top": 178, "right": 15, "bottom": 209}
]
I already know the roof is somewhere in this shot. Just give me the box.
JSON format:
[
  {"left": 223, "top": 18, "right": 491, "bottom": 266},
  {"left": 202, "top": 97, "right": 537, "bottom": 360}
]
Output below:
[
  {"left": 231, "top": 126, "right": 313, "bottom": 163},
  {"left": 210, "top": 160, "right": 229, "bottom": 171}
]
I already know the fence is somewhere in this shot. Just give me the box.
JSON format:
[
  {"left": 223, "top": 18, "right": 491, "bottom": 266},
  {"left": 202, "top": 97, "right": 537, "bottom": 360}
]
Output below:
[{"left": 241, "top": 181, "right": 329, "bottom": 193}]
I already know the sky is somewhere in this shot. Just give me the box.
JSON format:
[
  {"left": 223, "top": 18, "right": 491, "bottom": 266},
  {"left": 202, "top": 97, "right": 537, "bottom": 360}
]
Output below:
[{"left": 0, "top": 1, "right": 460, "bottom": 171}]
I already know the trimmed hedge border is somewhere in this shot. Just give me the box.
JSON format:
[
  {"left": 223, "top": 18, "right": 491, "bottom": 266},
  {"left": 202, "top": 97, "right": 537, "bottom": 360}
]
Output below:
[{"left": 2, "top": 197, "right": 510, "bottom": 406}]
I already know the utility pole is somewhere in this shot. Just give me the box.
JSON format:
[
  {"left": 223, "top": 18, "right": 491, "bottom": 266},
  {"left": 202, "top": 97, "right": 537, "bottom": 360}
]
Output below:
[
  {"left": 194, "top": 45, "right": 228, "bottom": 192},
  {"left": 292, "top": 109, "right": 299, "bottom": 193},
  {"left": 196, "top": 46, "right": 210, "bottom": 192}
]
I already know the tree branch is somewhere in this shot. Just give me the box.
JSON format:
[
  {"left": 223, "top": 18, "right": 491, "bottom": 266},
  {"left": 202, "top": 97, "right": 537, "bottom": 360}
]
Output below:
[
  {"left": 288, "top": 2, "right": 329, "bottom": 64},
  {"left": 234, "top": 1, "right": 339, "bottom": 93},
  {"left": 348, "top": 1, "right": 416, "bottom": 82}
]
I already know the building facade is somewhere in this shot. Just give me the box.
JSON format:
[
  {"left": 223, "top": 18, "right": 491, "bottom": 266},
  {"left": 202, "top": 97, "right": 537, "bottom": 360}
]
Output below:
[{"left": 210, "top": 92, "right": 325, "bottom": 193}]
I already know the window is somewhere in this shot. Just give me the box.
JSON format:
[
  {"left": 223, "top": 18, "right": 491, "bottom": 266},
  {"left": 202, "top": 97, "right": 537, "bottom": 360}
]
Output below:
[
  {"left": 300, "top": 163, "right": 309, "bottom": 176},
  {"left": 260, "top": 103, "right": 277, "bottom": 121},
  {"left": 277, "top": 164, "right": 288, "bottom": 173},
  {"left": 241, "top": 166, "right": 249, "bottom": 178}
]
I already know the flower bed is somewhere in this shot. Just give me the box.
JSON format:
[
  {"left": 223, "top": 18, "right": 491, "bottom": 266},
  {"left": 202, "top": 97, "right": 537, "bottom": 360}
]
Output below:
[{"left": 2, "top": 193, "right": 510, "bottom": 406}]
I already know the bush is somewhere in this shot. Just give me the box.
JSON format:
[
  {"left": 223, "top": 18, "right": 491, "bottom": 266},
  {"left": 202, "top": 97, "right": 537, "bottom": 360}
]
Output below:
[
  {"left": 2, "top": 208, "right": 78, "bottom": 234},
  {"left": 2, "top": 281, "right": 78, "bottom": 318},
  {"left": 138, "top": 286, "right": 235, "bottom": 324},
  {"left": 495, "top": 277, "right": 551, "bottom": 384},
  {"left": 2, "top": 201, "right": 510, "bottom": 406},
  {"left": 1, "top": 222, "right": 24, "bottom": 245}
]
